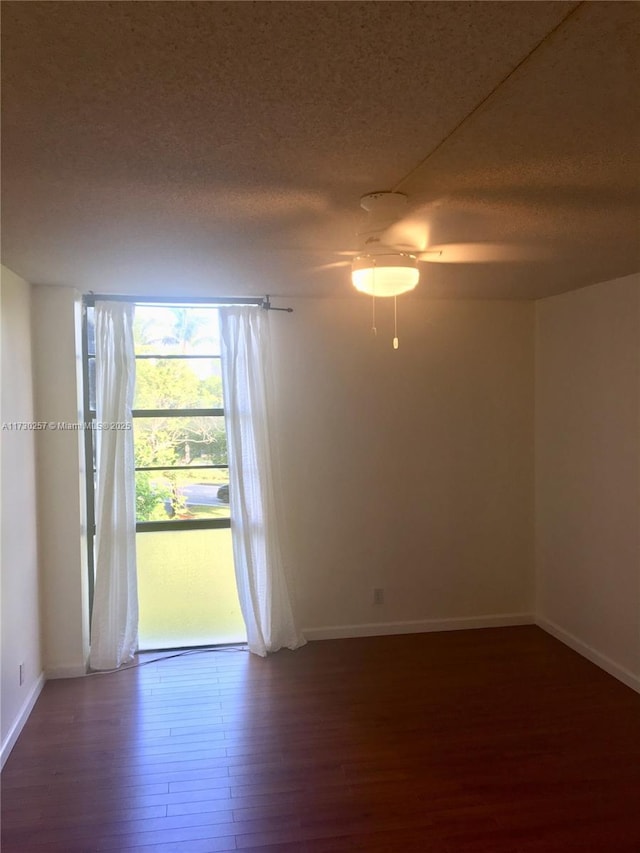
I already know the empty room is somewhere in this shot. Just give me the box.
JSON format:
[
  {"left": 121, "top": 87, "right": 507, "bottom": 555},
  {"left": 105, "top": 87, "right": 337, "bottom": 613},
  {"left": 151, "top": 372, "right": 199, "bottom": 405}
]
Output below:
[{"left": 1, "top": 2, "right": 639, "bottom": 851}]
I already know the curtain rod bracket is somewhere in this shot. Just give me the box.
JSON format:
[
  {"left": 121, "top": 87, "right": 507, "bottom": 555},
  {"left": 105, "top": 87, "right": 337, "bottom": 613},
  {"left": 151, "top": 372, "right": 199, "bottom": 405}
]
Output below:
[{"left": 262, "top": 295, "right": 293, "bottom": 313}]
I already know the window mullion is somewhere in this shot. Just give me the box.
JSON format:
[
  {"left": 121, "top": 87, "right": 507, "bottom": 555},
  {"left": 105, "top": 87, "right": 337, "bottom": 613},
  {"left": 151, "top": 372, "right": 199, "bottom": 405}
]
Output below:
[
  {"left": 136, "top": 518, "right": 231, "bottom": 533},
  {"left": 132, "top": 408, "right": 224, "bottom": 418},
  {"left": 135, "top": 464, "right": 228, "bottom": 472}
]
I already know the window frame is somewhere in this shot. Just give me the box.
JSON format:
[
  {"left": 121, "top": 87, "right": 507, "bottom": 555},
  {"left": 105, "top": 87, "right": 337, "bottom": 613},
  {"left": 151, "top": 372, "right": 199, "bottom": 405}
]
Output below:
[{"left": 81, "top": 294, "right": 264, "bottom": 615}]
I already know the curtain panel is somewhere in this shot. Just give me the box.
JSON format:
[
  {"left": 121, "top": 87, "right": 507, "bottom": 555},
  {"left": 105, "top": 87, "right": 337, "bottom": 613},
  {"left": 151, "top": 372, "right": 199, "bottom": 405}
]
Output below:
[
  {"left": 219, "top": 306, "right": 305, "bottom": 656},
  {"left": 89, "top": 301, "right": 138, "bottom": 670}
]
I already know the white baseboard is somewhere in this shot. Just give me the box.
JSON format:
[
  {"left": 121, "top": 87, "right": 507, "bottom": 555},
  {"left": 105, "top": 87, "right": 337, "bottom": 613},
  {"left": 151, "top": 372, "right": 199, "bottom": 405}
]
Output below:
[
  {"left": 303, "top": 612, "right": 534, "bottom": 642},
  {"left": 1, "top": 672, "right": 46, "bottom": 769},
  {"left": 45, "top": 663, "right": 87, "bottom": 679},
  {"left": 536, "top": 616, "right": 640, "bottom": 694}
]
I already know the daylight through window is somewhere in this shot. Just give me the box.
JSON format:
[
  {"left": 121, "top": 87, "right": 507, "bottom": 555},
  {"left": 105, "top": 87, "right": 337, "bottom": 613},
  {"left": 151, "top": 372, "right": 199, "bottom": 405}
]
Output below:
[{"left": 85, "top": 304, "right": 231, "bottom": 531}]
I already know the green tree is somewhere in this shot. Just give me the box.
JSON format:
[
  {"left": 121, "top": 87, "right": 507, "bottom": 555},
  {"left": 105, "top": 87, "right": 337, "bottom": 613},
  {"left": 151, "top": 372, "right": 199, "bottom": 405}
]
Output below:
[
  {"left": 136, "top": 472, "right": 172, "bottom": 522},
  {"left": 163, "top": 308, "right": 212, "bottom": 353},
  {"left": 134, "top": 307, "right": 217, "bottom": 354},
  {"left": 135, "top": 359, "right": 201, "bottom": 410},
  {"left": 132, "top": 308, "right": 226, "bottom": 521}
]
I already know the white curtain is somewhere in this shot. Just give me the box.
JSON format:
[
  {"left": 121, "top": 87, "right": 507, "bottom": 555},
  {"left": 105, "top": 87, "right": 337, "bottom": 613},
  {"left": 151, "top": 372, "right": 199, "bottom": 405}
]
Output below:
[
  {"left": 219, "top": 306, "right": 305, "bottom": 657},
  {"left": 89, "top": 302, "right": 138, "bottom": 670}
]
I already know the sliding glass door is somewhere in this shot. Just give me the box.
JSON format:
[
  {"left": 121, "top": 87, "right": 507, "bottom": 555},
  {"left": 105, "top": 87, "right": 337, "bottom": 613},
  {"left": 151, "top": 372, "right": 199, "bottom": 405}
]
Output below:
[{"left": 83, "top": 301, "right": 246, "bottom": 650}]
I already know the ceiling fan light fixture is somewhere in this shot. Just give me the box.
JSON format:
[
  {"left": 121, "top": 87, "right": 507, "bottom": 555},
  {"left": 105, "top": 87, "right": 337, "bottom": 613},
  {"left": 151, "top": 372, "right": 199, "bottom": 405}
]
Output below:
[{"left": 351, "top": 253, "right": 419, "bottom": 297}]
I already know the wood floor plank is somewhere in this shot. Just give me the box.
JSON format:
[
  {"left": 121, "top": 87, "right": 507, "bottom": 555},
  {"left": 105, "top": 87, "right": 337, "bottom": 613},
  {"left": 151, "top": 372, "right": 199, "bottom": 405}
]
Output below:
[{"left": 2, "top": 627, "right": 640, "bottom": 852}]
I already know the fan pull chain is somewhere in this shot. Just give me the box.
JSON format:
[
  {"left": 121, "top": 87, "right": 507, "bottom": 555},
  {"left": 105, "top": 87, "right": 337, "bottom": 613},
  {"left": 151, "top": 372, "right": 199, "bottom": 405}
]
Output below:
[{"left": 393, "top": 295, "right": 399, "bottom": 349}]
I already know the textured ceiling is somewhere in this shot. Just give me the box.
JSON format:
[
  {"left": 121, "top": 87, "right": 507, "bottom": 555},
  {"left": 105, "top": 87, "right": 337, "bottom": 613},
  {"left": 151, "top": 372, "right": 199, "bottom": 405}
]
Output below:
[{"left": 2, "top": 1, "right": 639, "bottom": 299}]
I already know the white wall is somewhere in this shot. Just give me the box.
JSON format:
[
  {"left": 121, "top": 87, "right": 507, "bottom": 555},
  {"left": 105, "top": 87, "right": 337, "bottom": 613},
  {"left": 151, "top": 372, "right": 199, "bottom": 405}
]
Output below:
[
  {"left": 271, "top": 297, "right": 535, "bottom": 636},
  {"left": 1, "top": 266, "right": 44, "bottom": 765},
  {"left": 535, "top": 274, "right": 640, "bottom": 690},
  {"left": 32, "top": 291, "right": 535, "bottom": 672},
  {"left": 31, "top": 285, "right": 89, "bottom": 678}
]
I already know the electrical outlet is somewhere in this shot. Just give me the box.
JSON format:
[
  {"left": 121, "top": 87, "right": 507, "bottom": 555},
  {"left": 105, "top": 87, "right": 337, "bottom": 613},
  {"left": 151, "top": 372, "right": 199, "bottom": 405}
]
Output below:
[
  {"left": 19, "top": 663, "right": 25, "bottom": 686},
  {"left": 373, "top": 588, "right": 384, "bottom": 605}
]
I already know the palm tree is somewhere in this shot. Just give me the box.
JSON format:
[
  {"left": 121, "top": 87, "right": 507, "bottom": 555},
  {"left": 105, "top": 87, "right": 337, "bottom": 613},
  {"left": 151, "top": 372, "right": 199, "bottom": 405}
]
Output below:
[
  {"left": 134, "top": 307, "right": 217, "bottom": 354},
  {"left": 162, "top": 308, "right": 215, "bottom": 353}
]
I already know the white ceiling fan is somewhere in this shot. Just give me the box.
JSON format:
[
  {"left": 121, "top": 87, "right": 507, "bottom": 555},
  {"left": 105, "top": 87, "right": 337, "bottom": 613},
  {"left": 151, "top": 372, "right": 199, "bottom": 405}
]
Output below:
[
  {"left": 314, "top": 190, "right": 539, "bottom": 294},
  {"left": 313, "top": 190, "right": 540, "bottom": 349}
]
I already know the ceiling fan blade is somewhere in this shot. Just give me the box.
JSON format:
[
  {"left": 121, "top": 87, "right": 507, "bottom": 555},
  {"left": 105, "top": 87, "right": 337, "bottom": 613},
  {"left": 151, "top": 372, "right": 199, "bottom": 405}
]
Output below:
[
  {"left": 417, "top": 242, "right": 545, "bottom": 263},
  {"left": 380, "top": 216, "right": 431, "bottom": 252},
  {"left": 308, "top": 260, "right": 351, "bottom": 273},
  {"left": 260, "top": 247, "right": 358, "bottom": 255}
]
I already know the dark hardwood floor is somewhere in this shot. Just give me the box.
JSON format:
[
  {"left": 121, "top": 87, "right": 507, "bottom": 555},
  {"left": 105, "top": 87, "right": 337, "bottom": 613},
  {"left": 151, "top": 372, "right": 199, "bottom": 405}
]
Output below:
[{"left": 2, "top": 626, "right": 640, "bottom": 852}]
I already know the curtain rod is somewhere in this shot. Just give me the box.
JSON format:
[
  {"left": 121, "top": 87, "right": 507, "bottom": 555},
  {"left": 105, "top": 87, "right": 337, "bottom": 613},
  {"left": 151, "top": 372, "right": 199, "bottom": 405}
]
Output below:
[{"left": 83, "top": 293, "right": 293, "bottom": 312}]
